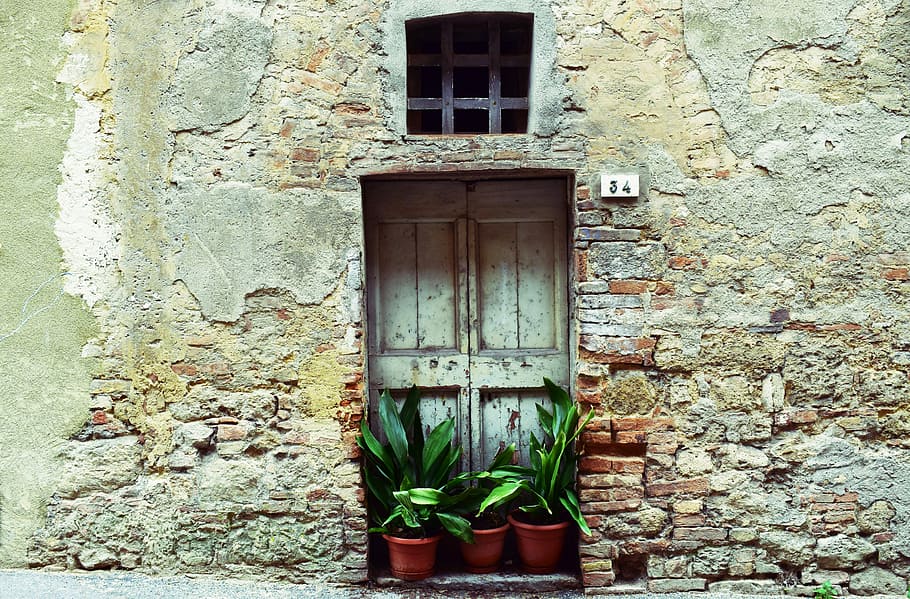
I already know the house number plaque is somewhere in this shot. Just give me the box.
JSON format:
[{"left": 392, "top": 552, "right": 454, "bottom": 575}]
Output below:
[{"left": 600, "top": 173, "right": 639, "bottom": 198}]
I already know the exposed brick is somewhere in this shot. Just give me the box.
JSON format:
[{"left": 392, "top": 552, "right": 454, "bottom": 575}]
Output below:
[
  {"left": 673, "top": 499, "right": 703, "bottom": 514},
  {"left": 808, "top": 493, "right": 837, "bottom": 504},
  {"left": 577, "top": 227, "right": 641, "bottom": 242},
  {"left": 579, "top": 456, "right": 613, "bottom": 474},
  {"left": 199, "top": 362, "right": 231, "bottom": 376},
  {"left": 305, "top": 41, "right": 331, "bottom": 72},
  {"left": 580, "top": 431, "right": 614, "bottom": 452},
  {"left": 217, "top": 424, "right": 247, "bottom": 442},
  {"left": 654, "top": 281, "right": 675, "bottom": 295},
  {"left": 579, "top": 473, "right": 644, "bottom": 489},
  {"left": 884, "top": 267, "right": 909, "bottom": 280},
  {"left": 582, "top": 571, "right": 616, "bottom": 587},
  {"left": 579, "top": 541, "right": 618, "bottom": 560},
  {"left": 647, "top": 478, "right": 710, "bottom": 497},
  {"left": 672, "top": 527, "right": 727, "bottom": 541},
  {"left": 608, "top": 279, "right": 650, "bottom": 294},
  {"left": 668, "top": 256, "right": 698, "bottom": 269},
  {"left": 278, "top": 120, "right": 295, "bottom": 137},
  {"left": 493, "top": 150, "right": 523, "bottom": 161},
  {"left": 612, "top": 417, "right": 674, "bottom": 432},
  {"left": 620, "top": 539, "right": 671, "bottom": 555},
  {"left": 576, "top": 185, "right": 591, "bottom": 200},
  {"left": 581, "top": 557, "right": 613, "bottom": 572},
  {"left": 575, "top": 250, "right": 589, "bottom": 281},
  {"left": 579, "top": 456, "right": 646, "bottom": 474},
  {"left": 298, "top": 71, "right": 343, "bottom": 95},
  {"left": 673, "top": 514, "right": 706, "bottom": 526},
  {"left": 823, "top": 512, "right": 856, "bottom": 524},
  {"left": 580, "top": 499, "right": 642, "bottom": 513},
  {"left": 333, "top": 103, "right": 370, "bottom": 118},
  {"left": 576, "top": 373, "right": 601, "bottom": 391},
  {"left": 171, "top": 362, "right": 198, "bottom": 377}
]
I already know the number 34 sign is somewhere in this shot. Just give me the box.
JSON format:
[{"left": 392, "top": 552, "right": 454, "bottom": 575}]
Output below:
[{"left": 600, "top": 173, "right": 639, "bottom": 198}]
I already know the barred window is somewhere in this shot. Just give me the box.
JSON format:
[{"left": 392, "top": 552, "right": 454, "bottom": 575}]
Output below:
[{"left": 406, "top": 13, "right": 532, "bottom": 135}]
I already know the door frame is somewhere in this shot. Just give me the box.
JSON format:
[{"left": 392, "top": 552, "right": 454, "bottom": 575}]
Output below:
[{"left": 359, "top": 170, "right": 578, "bottom": 470}]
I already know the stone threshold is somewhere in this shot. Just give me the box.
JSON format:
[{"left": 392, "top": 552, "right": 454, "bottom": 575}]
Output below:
[{"left": 373, "top": 566, "right": 581, "bottom": 593}]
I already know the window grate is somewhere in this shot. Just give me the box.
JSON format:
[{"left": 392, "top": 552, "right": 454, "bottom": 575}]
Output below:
[{"left": 406, "top": 14, "right": 532, "bottom": 135}]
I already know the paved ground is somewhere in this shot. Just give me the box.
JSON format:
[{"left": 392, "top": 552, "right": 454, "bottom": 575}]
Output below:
[{"left": 2, "top": 569, "right": 908, "bottom": 599}]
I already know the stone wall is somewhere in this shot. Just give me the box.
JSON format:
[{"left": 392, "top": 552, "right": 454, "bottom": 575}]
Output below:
[{"left": 2, "top": 0, "right": 908, "bottom": 594}]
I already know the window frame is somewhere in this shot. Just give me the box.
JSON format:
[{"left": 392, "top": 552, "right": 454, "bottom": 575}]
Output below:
[{"left": 405, "top": 13, "right": 532, "bottom": 135}]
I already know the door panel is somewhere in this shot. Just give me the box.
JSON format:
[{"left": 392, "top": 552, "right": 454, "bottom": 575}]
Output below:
[
  {"left": 364, "top": 178, "right": 568, "bottom": 470},
  {"left": 477, "top": 222, "right": 519, "bottom": 350},
  {"left": 477, "top": 390, "right": 550, "bottom": 468},
  {"left": 415, "top": 222, "right": 458, "bottom": 350},
  {"left": 517, "top": 221, "right": 556, "bottom": 349},
  {"left": 376, "top": 222, "right": 419, "bottom": 350}
]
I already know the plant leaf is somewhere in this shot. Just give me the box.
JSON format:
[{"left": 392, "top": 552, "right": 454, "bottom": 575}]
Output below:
[
  {"left": 477, "top": 481, "right": 526, "bottom": 515},
  {"left": 437, "top": 511, "right": 474, "bottom": 543},
  {"left": 379, "top": 389, "right": 408, "bottom": 465},
  {"left": 559, "top": 489, "right": 590, "bottom": 535},
  {"left": 407, "top": 487, "right": 447, "bottom": 506},
  {"left": 358, "top": 419, "right": 396, "bottom": 478},
  {"left": 535, "top": 403, "right": 554, "bottom": 438},
  {"left": 489, "top": 443, "right": 516, "bottom": 470},
  {"left": 422, "top": 418, "right": 455, "bottom": 477},
  {"left": 400, "top": 385, "right": 420, "bottom": 431}
]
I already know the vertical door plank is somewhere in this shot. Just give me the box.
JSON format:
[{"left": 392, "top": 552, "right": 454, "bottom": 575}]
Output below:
[
  {"left": 518, "top": 390, "right": 545, "bottom": 466},
  {"left": 477, "top": 222, "right": 519, "bottom": 350},
  {"left": 416, "top": 222, "right": 457, "bottom": 349},
  {"left": 479, "top": 390, "right": 550, "bottom": 467},
  {"left": 378, "top": 223, "right": 418, "bottom": 350},
  {"left": 517, "top": 221, "right": 556, "bottom": 349},
  {"left": 481, "top": 392, "right": 517, "bottom": 468}
]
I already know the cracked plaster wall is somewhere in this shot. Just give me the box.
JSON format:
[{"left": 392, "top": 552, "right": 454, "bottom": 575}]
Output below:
[
  {"left": 0, "top": 0, "right": 98, "bottom": 566},
  {"left": 3, "top": 0, "right": 909, "bottom": 591}
]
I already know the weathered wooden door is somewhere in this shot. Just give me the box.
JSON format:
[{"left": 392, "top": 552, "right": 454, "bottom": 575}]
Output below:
[{"left": 364, "top": 179, "right": 568, "bottom": 470}]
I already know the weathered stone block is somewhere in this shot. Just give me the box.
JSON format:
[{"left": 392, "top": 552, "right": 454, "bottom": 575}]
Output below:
[
  {"left": 56, "top": 437, "right": 143, "bottom": 499},
  {"left": 815, "top": 534, "right": 876, "bottom": 570},
  {"left": 708, "top": 580, "right": 781, "bottom": 594},
  {"left": 857, "top": 500, "right": 896, "bottom": 534},
  {"left": 646, "top": 477, "right": 709, "bottom": 497},
  {"left": 648, "top": 578, "right": 706, "bottom": 592},
  {"left": 672, "top": 527, "right": 727, "bottom": 542},
  {"left": 848, "top": 566, "right": 906, "bottom": 595},
  {"left": 588, "top": 242, "right": 665, "bottom": 280},
  {"left": 759, "top": 530, "right": 815, "bottom": 566}
]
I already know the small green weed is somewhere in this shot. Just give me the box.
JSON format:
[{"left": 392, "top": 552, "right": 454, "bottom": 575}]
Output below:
[{"left": 813, "top": 581, "right": 838, "bottom": 599}]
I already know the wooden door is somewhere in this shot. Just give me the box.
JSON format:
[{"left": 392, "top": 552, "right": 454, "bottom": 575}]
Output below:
[{"left": 364, "top": 179, "right": 568, "bottom": 470}]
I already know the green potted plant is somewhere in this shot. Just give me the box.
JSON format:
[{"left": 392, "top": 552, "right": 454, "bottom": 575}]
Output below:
[
  {"left": 477, "top": 377, "right": 594, "bottom": 573},
  {"left": 357, "top": 387, "right": 472, "bottom": 580},
  {"left": 448, "top": 443, "right": 525, "bottom": 573}
]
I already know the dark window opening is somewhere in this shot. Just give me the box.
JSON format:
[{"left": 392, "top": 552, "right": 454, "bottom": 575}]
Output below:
[{"left": 406, "top": 13, "right": 532, "bottom": 134}]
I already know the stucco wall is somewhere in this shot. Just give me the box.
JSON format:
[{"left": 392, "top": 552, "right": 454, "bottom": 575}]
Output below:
[
  {"left": 3, "top": 0, "right": 909, "bottom": 593},
  {"left": 0, "top": 0, "right": 98, "bottom": 567}
]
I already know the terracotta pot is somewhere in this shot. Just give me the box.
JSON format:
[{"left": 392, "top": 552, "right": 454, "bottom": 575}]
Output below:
[
  {"left": 508, "top": 513, "right": 570, "bottom": 574},
  {"left": 458, "top": 522, "right": 510, "bottom": 573},
  {"left": 383, "top": 533, "right": 442, "bottom": 581}
]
